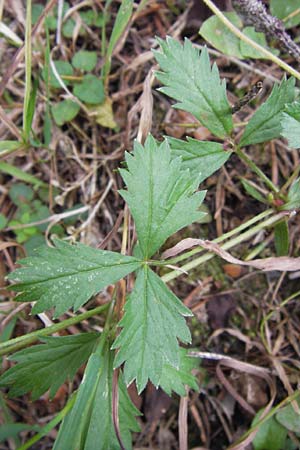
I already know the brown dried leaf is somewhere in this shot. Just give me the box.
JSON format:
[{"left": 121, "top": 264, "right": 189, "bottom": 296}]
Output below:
[{"left": 162, "top": 238, "right": 300, "bottom": 271}]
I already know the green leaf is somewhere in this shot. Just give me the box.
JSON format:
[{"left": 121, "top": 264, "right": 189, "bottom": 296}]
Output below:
[
  {"left": 153, "top": 37, "right": 233, "bottom": 138},
  {"left": 31, "top": 4, "right": 43, "bottom": 25},
  {"left": 200, "top": 13, "right": 279, "bottom": 60},
  {"left": 276, "top": 399, "right": 300, "bottom": 433},
  {"left": 54, "top": 342, "right": 140, "bottom": 450},
  {"left": 240, "top": 179, "right": 266, "bottom": 204},
  {"left": 283, "top": 177, "right": 300, "bottom": 210},
  {"left": 159, "top": 348, "right": 199, "bottom": 396},
  {"left": 240, "top": 27, "right": 279, "bottom": 59},
  {"left": 0, "top": 213, "right": 7, "bottom": 230},
  {"left": 200, "top": 12, "right": 244, "bottom": 58},
  {"left": 43, "top": 60, "right": 74, "bottom": 89},
  {"left": 8, "top": 239, "right": 141, "bottom": 317},
  {"left": 112, "top": 266, "right": 192, "bottom": 393},
  {"left": 103, "top": 0, "right": 133, "bottom": 79},
  {"left": 270, "top": 0, "right": 300, "bottom": 28},
  {"left": 119, "top": 135, "right": 206, "bottom": 259},
  {"left": 239, "top": 77, "right": 296, "bottom": 147},
  {"left": 9, "top": 183, "right": 34, "bottom": 205},
  {"left": 166, "top": 136, "right": 231, "bottom": 182},
  {"left": 73, "top": 74, "right": 105, "bottom": 104},
  {"left": 281, "top": 101, "right": 300, "bottom": 149},
  {"left": 274, "top": 220, "right": 289, "bottom": 256},
  {"left": 24, "top": 77, "right": 38, "bottom": 140},
  {"left": 51, "top": 100, "right": 80, "bottom": 126},
  {"left": 0, "top": 423, "right": 41, "bottom": 443},
  {"left": 0, "top": 333, "right": 99, "bottom": 400},
  {"left": 0, "top": 141, "right": 21, "bottom": 155},
  {"left": 252, "top": 410, "right": 287, "bottom": 450},
  {"left": 0, "top": 161, "right": 47, "bottom": 187},
  {"left": 72, "top": 50, "right": 97, "bottom": 72}
]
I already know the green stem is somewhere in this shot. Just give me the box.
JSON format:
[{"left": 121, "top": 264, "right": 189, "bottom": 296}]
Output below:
[
  {"left": 23, "top": 0, "right": 32, "bottom": 139},
  {"left": 0, "top": 303, "right": 110, "bottom": 356},
  {"left": 281, "top": 163, "right": 300, "bottom": 192},
  {"left": 161, "top": 210, "right": 288, "bottom": 283},
  {"left": 201, "top": 0, "right": 300, "bottom": 80},
  {"left": 17, "top": 392, "right": 77, "bottom": 450},
  {"left": 235, "top": 147, "right": 280, "bottom": 193}
]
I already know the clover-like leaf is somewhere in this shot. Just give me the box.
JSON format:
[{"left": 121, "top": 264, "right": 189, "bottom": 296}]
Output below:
[
  {"left": 119, "top": 135, "right": 206, "bottom": 259},
  {"left": 112, "top": 266, "right": 193, "bottom": 393},
  {"left": 153, "top": 37, "right": 233, "bottom": 138},
  {"left": 8, "top": 239, "right": 141, "bottom": 317}
]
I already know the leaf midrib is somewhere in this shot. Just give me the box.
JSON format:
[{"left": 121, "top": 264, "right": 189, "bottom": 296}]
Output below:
[{"left": 14, "top": 259, "right": 140, "bottom": 287}]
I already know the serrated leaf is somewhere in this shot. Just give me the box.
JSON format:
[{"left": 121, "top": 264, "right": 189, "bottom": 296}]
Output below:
[
  {"left": 51, "top": 100, "right": 80, "bottom": 126},
  {"left": 0, "top": 333, "right": 99, "bottom": 400},
  {"left": 274, "top": 220, "right": 289, "bottom": 256},
  {"left": 283, "top": 177, "right": 300, "bottom": 210},
  {"left": 153, "top": 37, "right": 233, "bottom": 138},
  {"left": 112, "top": 266, "right": 192, "bottom": 393},
  {"left": 8, "top": 239, "right": 141, "bottom": 317},
  {"left": 119, "top": 135, "right": 206, "bottom": 259},
  {"left": 270, "top": 0, "right": 300, "bottom": 28},
  {"left": 54, "top": 342, "right": 140, "bottom": 450},
  {"left": 239, "top": 77, "right": 296, "bottom": 147},
  {"left": 166, "top": 136, "right": 231, "bottom": 182},
  {"left": 252, "top": 409, "right": 287, "bottom": 450},
  {"left": 281, "top": 101, "right": 300, "bottom": 149},
  {"left": 159, "top": 348, "right": 199, "bottom": 396}
]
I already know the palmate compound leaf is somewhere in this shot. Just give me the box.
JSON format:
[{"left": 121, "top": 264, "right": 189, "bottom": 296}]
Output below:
[
  {"left": 119, "top": 135, "right": 206, "bottom": 260},
  {"left": 0, "top": 333, "right": 100, "bottom": 401},
  {"left": 53, "top": 341, "right": 140, "bottom": 450},
  {"left": 153, "top": 37, "right": 233, "bottom": 139},
  {"left": 112, "top": 266, "right": 193, "bottom": 393},
  {"left": 166, "top": 136, "right": 232, "bottom": 183},
  {"left": 239, "top": 77, "right": 296, "bottom": 147},
  {"left": 8, "top": 239, "right": 141, "bottom": 317}
]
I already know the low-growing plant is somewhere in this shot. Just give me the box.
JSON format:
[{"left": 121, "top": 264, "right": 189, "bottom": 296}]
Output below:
[{"left": 1, "top": 2, "right": 300, "bottom": 449}]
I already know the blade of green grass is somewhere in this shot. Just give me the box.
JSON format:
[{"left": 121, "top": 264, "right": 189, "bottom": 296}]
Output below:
[
  {"left": 23, "top": 0, "right": 32, "bottom": 140},
  {"left": 102, "top": 0, "right": 134, "bottom": 84},
  {"left": 0, "top": 162, "right": 47, "bottom": 187}
]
